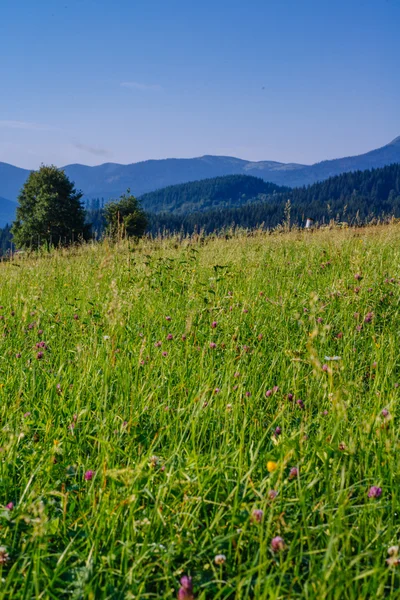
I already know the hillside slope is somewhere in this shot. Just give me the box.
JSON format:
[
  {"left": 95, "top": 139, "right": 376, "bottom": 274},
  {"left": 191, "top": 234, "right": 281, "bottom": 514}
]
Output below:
[{"left": 0, "top": 136, "right": 399, "bottom": 206}]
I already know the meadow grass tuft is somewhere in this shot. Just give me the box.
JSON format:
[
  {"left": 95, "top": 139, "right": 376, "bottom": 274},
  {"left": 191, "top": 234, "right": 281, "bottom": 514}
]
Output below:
[{"left": 0, "top": 225, "right": 400, "bottom": 599}]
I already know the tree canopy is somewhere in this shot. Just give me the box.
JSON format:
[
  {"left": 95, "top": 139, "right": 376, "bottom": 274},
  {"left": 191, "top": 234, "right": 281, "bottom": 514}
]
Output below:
[
  {"left": 12, "top": 165, "right": 89, "bottom": 249},
  {"left": 104, "top": 191, "right": 148, "bottom": 239}
]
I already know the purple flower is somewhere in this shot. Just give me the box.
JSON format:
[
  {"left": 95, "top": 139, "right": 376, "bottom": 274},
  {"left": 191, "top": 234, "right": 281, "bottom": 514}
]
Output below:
[
  {"left": 296, "top": 399, "right": 305, "bottom": 409},
  {"left": 364, "top": 312, "right": 374, "bottom": 323},
  {"left": 165, "top": 316, "right": 172, "bottom": 321},
  {"left": 274, "top": 426, "right": 282, "bottom": 437},
  {"left": 271, "top": 536, "right": 285, "bottom": 552},
  {"left": 243, "top": 308, "right": 248, "bottom": 313},
  {"left": 214, "top": 388, "right": 220, "bottom": 394},
  {"left": 381, "top": 408, "right": 389, "bottom": 418},
  {"left": 155, "top": 341, "right": 162, "bottom": 347},
  {"left": 317, "top": 317, "right": 323, "bottom": 324},
  {"left": 354, "top": 273, "right": 362, "bottom": 281},
  {"left": 251, "top": 508, "right": 264, "bottom": 523},
  {"left": 273, "top": 386, "right": 279, "bottom": 393},
  {"left": 166, "top": 334, "right": 173, "bottom": 341},
  {"left": 368, "top": 486, "right": 382, "bottom": 498},
  {"left": 36, "top": 351, "right": 44, "bottom": 360},
  {"left": 245, "top": 391, "right": 251, "bottom": 397},
  {"left": 287, "top": 393, "right": 294, "bottom": 402},
  {"left": 265, "top": 389, "right": 272, "bottom": 397},
  {"left": 209, "top": 342, "right": 217, "bottom": 349},
  {"left": 268, "top": 490, "right": 278, "bottom": 500},
  {"left": 73, "top": 314, "right": 79, "bottom": 320},
  {"left": 23, "top": 412, "right": 31, "bottom": 418},
  {"left": 178, "top": 575, "right": 194, "bottom": 600},
  {"left": 181, "top": 334, "right": 187, "bottom": 341},
  {"left": 162, "top": 351, "right": 168, "bottom": 357},
  {"left": 211, "top": 321, "right": 217, "bottom": 328},
  {"left": 38, "top": 329, "right": 43, "bottom": 335},
  {"left": 16, "top": 353, "right": 21, "bottom": 359},
  {"left": 289, "top": 467, "right": 299, "bottom": 480},
  {"left": 234, "top": 372, "right": 240, "bottom": 378},
  {"left": 322, "top": 364, "right": 328, "bottom": 372},
  {"left": 84, "top": 470, "right": 95, "bottom": 481},
  {"left": 5, "top": 502, "right": 14, "bottom": 510}
]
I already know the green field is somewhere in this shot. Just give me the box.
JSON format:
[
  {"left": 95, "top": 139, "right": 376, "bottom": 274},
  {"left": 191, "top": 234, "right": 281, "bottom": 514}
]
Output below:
[{"left": 1, "top": 225, "right": 400, "bottom": 599}]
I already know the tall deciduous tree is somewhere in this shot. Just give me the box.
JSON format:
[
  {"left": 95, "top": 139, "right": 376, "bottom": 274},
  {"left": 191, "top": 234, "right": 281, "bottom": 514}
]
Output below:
[
  {"left": 12, "top": 165, "right": 89, "bottom": 248},
  {"left": 104, "top": 190, "right": 148, "bottom": 239}
]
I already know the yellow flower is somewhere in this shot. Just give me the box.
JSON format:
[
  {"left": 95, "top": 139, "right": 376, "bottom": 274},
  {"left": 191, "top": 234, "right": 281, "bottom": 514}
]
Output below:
[{"left": 267, "top": 461, "right": 278, "bottom": 473}]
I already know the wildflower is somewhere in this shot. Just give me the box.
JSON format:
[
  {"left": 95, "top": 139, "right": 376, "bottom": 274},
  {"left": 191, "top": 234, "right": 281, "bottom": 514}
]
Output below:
[
  {"left": 245, "top": 391, "right": 251, "bottom": 397},
  {"left": 84, "top": 470, "right": 95, "bottom": 481},
  {"left": 354, "top": 286, "right": 361, "bottom": 294},
  {"left": 181, "top": 334, "right": 187, "bottom": 341},
  {"left": 289, "top": 467, "right": 298, "bottom": 479},
  {"left": 353, "top": 312, "right": 360, "bottom": 319},
  {"left": 267, "top": 461, "right": 278, "bottom": 473},
  {"left": 162, "top": 351, "right": 168, "bottom": 357},
  {"left": 356, "top": 325, "right": 362, "bottom": 332},
  {"left": 381, "top": 409, "right": 390, "bottom": 418},
  {"left": 338, "top": 442, "right": 346, "bottom": 451},
  {"left": 234, "top": 372, "right": 240, "bottom": 377},
  {"left": 251, "top": 509, "right": 264, "bottom": 523},
  {"left": 268, "top": 490, "right": 278, "bottom": 500},
  {"left": 36, "top": 352, "right": 44, "bottom": 360},
  {"left": 38, "top": 329, "right": 43, "bottom": 335},
  {"left": 336, "top": 331, "right": 343, "bottom": 339},
  {"left": 274, "top": 426, "right": 282, "bottom": 437},
  {"left": 73, "top": 314, "right": 79, "bottom": 320},
  {"left": 323, "top": 409, "right": 329, "bottom": 415},
  {"left": 154, "top": 341, "right": 162, "bottom": 347},
  {"left": 209, "top": 342, "right": 217, "bottom": 349},
  {"left": 258, "top": 333, "right": 263, "bottom": 340},
  {"left": 167, "top": 334, "right": 173, "bottom": 340},
  {"left": 165, "top": 316, "right": 172, "bottom": 321},
  {"left": 16, "top": 353, "right": 21, "bottom": 358},
  {"left": 322, "top": 364, "right": 328, "bottom": 372},
  {"left": 214, "top": 388, "right": 220, "bottom": 394},
  {"left": 5, "top": 502, "right": 14, "bottom": 510},
  {"left": 23, "top": 412, "right": 31, "bottom": 418},
  {"left": 296, "top": 399, "right": 305, "bottom": 409},
  {"left": 178, "top": 576, "right": 194, "bottom": 600},
  {"left": 273, "top": 386, "right": 279, "bottom": 393},
  {"left": 243, "top": 308, "right": 248, "bottom": 313},
  {"left": 271, "top": 536, "right": 285, "bottom": 552},
  {"left": 317, "top": 317, "right": 323, "bottom": 324},
  {"left": 364, "top": 312, "right": 374, "bottom": 323},
  {"left": 354, "top": 273, "right": 362, "bottom": 281},
  {"left": 214, "top": 554, "right": 226, "bottom": 565},
  {"left": 265, "top": 389, "right": 272, "bottom": 397},
  {"left": 287, "top": 393, "right": 294, "bottom": 402},
  {"left": 386, "top": 545, "right": 400, "bottom": 567},
  {"left": 211, "top": 321, "right": 217, "bottom": 328},
  {"left": 0, "top": 546, "right": 10, "bottom": 564},
  {"left": 368, "top": 486, "right": 382, "bottom": 498},
  {"left": 226, "top": 404, "right": 232, "bottom": 411}
]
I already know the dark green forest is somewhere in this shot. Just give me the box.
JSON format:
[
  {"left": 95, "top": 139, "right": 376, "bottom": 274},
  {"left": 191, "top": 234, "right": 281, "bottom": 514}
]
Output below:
[
  {"left": 139, "top": 175, "right": 289, "bottom": 214},
  {"left": 1, "top": 163, "right": 400, "bottom": 255}
]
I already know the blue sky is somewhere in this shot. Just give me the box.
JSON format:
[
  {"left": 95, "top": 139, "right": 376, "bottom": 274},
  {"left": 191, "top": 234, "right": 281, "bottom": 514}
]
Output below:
[{"left": 0, "top": 0, "right": 399, "bottom": 168}]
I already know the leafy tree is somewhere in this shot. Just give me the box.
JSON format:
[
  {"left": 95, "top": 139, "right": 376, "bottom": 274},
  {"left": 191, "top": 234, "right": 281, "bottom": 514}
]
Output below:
[
  {"left": 12, "top": 165, "right": 89, "bottom": 248},
  {"left": 104, "top": 190, "right": 148, "bottom": 239}
]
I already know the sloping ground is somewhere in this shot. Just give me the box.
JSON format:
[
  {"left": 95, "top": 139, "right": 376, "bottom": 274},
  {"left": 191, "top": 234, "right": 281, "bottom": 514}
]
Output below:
[{"left": 0, "top": 226, "right": 400, "bottom": 597}]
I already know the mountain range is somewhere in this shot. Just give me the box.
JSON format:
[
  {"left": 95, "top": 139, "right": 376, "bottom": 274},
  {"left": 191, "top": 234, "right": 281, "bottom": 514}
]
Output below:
[{"left": 0, "top": 135, "right": 399, "bottom": 227}]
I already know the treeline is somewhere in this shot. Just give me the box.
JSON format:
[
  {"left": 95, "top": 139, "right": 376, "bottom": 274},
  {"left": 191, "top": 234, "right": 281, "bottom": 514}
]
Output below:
[
  {"left": 139, "top": 175, "right": 289, "bottom": 214},
  {"left": 1, "top": 163, "right": 400, "bottom": 255},
  {"left": 149, "top": 164, "right": 400, "bottom": 234}
]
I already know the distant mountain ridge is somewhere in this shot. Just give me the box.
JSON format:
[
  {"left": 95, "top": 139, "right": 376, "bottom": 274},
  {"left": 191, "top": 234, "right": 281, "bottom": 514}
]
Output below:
[{"left": 0, "top": 136, "right": 399, "bottom": 227}]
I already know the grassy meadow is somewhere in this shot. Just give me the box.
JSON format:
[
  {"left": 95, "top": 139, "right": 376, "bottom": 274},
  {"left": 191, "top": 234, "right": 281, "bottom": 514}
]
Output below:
[{"left": 1, "top": 225, "right": 400, "bottom": 599}]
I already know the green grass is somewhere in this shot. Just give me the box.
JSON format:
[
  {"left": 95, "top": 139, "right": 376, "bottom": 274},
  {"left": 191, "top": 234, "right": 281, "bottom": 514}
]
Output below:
[{"left": 1, "top": 226, "right": 400, "bottom": 599}]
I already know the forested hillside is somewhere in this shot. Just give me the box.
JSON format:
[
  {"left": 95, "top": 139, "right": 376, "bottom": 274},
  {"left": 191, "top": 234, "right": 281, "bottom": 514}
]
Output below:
[
  {"left": 139, "top": 175, "right": 289, "bottom": 213},
  {"left": 149, "top": 164, "right": 400, "bottom": 234}
]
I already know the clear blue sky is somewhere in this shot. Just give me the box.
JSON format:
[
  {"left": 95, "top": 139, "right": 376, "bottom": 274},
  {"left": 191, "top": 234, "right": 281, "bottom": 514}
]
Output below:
[{"left": 0, "top": 0, "right": 399, "bottom": 169}]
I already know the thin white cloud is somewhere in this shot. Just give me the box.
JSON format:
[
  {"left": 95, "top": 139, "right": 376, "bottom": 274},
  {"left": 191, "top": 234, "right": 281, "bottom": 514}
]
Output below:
[
  {"left": 121, "top": 81, "right": 162, "bottom": 91},
  {"left": 0, "top": 120, "right": 50, "bottom": 131},
  {"left": 72, "top": 142, "right": 112, "bottom": 157}
]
